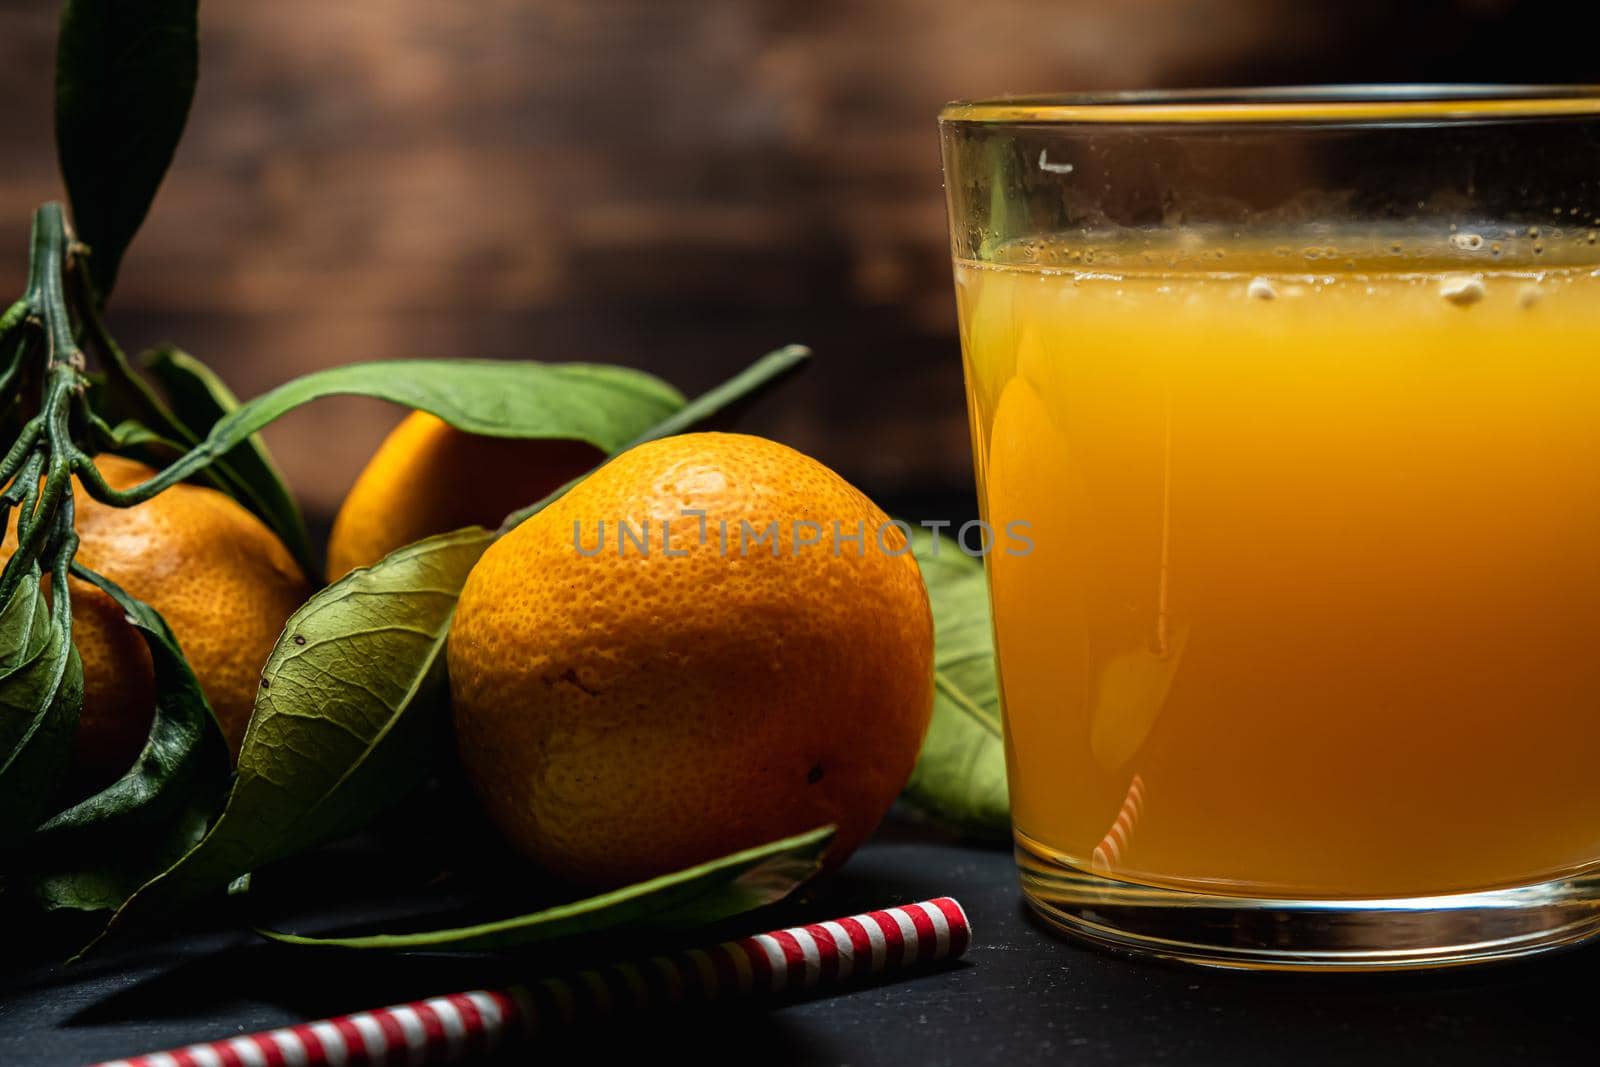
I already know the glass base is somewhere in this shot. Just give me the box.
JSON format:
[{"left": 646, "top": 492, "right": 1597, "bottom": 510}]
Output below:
[{"left": 1017, "top": 835, "right": 1600, "bottom": 972}]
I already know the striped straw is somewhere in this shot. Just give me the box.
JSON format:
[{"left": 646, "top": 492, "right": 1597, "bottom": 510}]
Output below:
[
  {"left": 90, "top": 897, "right": 969, "bottom": 1067},
  {"left": 1090, "top": 772, "right": 1146, "bottom": 874}
]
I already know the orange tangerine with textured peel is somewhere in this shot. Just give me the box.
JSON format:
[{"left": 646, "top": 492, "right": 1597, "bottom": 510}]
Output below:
[
  {"left": 2, "top": 455, "right": 312, "bottom": 786},
  {"left": 326, "top": 411, "right": 601, "bottom": 580},
  {"left": 447, "top": 432, "right": 934, "bottom": 886}
]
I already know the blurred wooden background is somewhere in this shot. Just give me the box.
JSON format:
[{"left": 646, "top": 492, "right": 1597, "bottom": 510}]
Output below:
[{"left": 0, "top": 0, "right": 1592, "bottom": 528}]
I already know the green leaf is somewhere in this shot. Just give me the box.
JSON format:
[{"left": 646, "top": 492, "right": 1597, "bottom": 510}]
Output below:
[
  {"left": 140, "top": 360, "right": 689, "bottom": 497},
  {"left": 257, "top": 825, "right": 834, "bottom": 953},
  {"left": 217, "top": 360, "right": 684, "bottom": 445},
  {"left": 0, "top": 569, "right": 84, "bottom": 850},
  {"left": 89, "top": 527, "right": 494, "bottom": 940},
  {"left": 55, "top": 0, "right": 199, "bottom": 298},
  {"left": 95, "top": 419, "right": 182, "bottom": 454},
  {"left": 902, "top": 532, "right": 1010, "bottom": 840},
  {"left": 29, "top": 566, "right": 232, "bottom": 912},
  {"left": 1, "top": 571, "right": 61, "bottom": 765},
  {"left": 0, "top": 565, "right": 51, "bottom": 681},
  {"left": 140, "top": 345, "right": 315, "bottom": 575}
]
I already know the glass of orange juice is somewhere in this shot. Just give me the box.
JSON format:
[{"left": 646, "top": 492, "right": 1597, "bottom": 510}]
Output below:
[{"left": 940, "top": 87, "right": 1600, "bottom": 969}]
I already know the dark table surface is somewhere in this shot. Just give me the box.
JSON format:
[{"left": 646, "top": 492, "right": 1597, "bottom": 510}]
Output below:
[{"left": 2, "top": 815, "right": 1591, "bottom": 1067}]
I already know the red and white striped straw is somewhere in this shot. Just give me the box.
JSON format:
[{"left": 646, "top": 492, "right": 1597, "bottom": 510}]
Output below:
[{"left": 90, "top": 897, "right": 969, "bottom": 1067}]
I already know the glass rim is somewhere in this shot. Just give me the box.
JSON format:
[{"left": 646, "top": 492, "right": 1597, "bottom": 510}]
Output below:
[{"left": 939, "top": 85, "right": 1600, "bottom": 125}]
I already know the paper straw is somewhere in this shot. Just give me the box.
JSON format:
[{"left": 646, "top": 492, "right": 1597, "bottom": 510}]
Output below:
[{"left": 89, "top": 896, "right": 970, "bottom": 1067}]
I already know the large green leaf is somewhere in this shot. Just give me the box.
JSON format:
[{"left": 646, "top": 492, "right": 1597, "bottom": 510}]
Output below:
[
  {"left": 0, "top": 570, "right": 84, "bottom": 850},
  {"left": 0, "top": 571, "right": 62, "bottom": 766},
  {"left": 0, "top": 565, "right": 51, "bottom": 687},
  {"left": 218, "top": 361, "right": 685, "bottom": 443},
  {"left": 140, "top": 345, "right": 315, "bottom": 575},
  {"left": 902, "top": 532, "right": 1010, "bottom": 840},
  {"left": 55, "top": 0, "right": 199, "bottom": 298},
  {"left": 30, "top": 567, "right": 232, "bottom": 912},
  {"left": 258, "top": 826, "right": 834, "bottom": 953},
  {"left": 91, "top": 527, "right": 495, "bottom": 939},
  {"left": 134, "top": 360, "right": 689, "bottom": 498}
]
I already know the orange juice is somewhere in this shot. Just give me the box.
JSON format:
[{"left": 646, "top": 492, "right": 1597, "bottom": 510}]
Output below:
[{"left": 959, "top": 233, "right": 1600, "bottom": 899}]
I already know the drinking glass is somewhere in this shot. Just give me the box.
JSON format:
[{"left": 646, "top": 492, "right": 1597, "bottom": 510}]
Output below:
[{"left": 940, "top": 87, "right": 1600, "bottom": 969}]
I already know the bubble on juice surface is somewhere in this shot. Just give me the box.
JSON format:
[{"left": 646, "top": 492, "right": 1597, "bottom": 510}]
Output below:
[
  {"left": 1439, "top": 274, "right": 1486, "bottom": 306},
  {"left": 1450, "top": 232, "right": 1484, "bottom": 251},
  {"left": 1246, "top": 277, "right": 1277, "bottom": 301}
]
